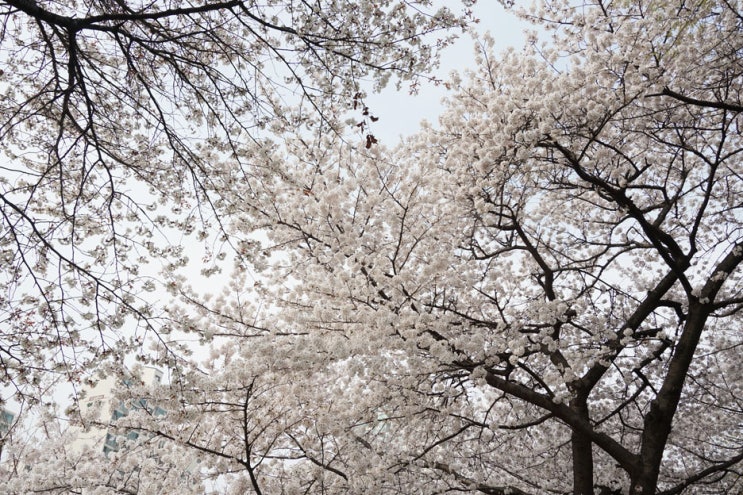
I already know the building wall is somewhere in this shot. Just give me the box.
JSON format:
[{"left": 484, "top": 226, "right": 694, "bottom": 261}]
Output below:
[{"left": 69, "top": 367, "right": 163, "bottom": 454}]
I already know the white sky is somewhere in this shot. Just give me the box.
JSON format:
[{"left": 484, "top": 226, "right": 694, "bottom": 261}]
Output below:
[{"left": 366, "top": 2, "right": 526, "bottom": 144}]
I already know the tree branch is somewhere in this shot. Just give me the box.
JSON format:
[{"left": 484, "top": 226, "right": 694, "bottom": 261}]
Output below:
[{"left": 653, "top": 87, "right": 743, "bottom": 113}]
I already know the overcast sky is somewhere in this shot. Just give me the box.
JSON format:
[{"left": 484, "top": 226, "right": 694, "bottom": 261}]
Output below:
[{"left": 366, "top": 2, "right": 527, "bottom": 144}]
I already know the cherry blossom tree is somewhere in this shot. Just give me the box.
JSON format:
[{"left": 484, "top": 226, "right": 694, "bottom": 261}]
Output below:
[
  {"left": 3, "top": 0, "right": 742, "bottom": 493},
  {"left": 0, "top": 0, "right": 473, "bottom": 398},
  {"left": 150, "top": 0, "right": 742, "bottom": 493}
]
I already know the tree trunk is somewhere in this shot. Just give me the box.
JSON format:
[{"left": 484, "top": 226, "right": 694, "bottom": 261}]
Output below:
[{"left": 571, "top": 398, "right": 594, "bottom": 495}]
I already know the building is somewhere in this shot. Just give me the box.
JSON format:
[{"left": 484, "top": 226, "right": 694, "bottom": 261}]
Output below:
[
  {"left": 0, "top": 408, "right": 14, "bottom": 459},
  {"left": 71, "top": 366, "right": 164, "bottom": 455},
  {"left": 0, "top": 409, "right": 14, "bottom": 437},
  {"left": 68, "top": 366, "right": 200, "bottom": 491}
]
